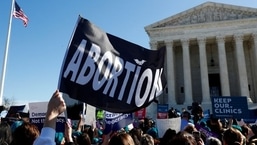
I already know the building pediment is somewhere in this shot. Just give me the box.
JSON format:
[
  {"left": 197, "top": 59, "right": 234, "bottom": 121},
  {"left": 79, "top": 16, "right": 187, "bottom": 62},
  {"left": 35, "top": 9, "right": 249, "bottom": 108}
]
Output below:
[{"left": 146, "top": 2, "right": 257, "bottom": 29}]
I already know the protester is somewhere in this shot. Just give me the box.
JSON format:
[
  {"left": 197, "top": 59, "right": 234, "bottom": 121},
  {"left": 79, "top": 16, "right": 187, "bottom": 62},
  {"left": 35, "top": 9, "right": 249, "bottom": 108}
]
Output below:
[
  {"left": 10, "top": 113, "right": 23, "bottom": 133},
  {"left": 159, "top": 128, "right": 176, "bottom": 145},
  {"left": 0, "top": 122, "right": 12, "bottom": 145},
  {"left": 190, "top": 102, "right": 204, "bottom": 125},
  {"left": 207, "top": 116, "right": 226, "bottom": 141},
  {"left": 142, "top": 118, "right": 150, "bottom": 134},
  {"left": 107, "top": 132, "right": 135, "bottom": 145},
  {"left": 183, "top": 123, "right": 198, "bottom": 134},
  {"left": 129, "top": 127, "right": 143, "bottom": 145},
  {"left": 180, "top": 111, "right": 194, "bottom": 130},
  {"left": 145, "top": 120, "right": 160, "bottom": 145},
  {"left": 140, "top": 134, "right": 154, "bottom": 145},
  {"left": 74, "top": 113, "right": 101, "bottom": 144},
  {"left": 168, "top": 131, "right": 204, "bottom": 145},
  {"left": 1, "top": 89, "right": 252, "bottom": 145},
  {"left": 33, "top": 89, "right": 67, "bottom": 145},
  {"left": 168, "top": 107, "right": 180, "bottom": 118},
  {"left": 249, "top": 139, "right": 257, "bottom": 145},
  {"left": 241, "top": 124, "right": 254, "bottom": 145},
  {"left": 205, "top": 136, "right": 222, "bottom": 145},
  {"left": 11, "top": 122, "right": 40, "bottom": 145},
  {"left": 76, "top": 132, "right": 91, "bottom": 145},
  {"left": 96, "top": 110, "right": 104, "bottom": 122},
  {"left": 249, "top": 125, "right": 257, "bottom": 145},
  {"left": 10, "top": 120, "right": 23, "bottom": 133},
  {"left": 222, "top": 127, "right": 245, "bottom": 145}
]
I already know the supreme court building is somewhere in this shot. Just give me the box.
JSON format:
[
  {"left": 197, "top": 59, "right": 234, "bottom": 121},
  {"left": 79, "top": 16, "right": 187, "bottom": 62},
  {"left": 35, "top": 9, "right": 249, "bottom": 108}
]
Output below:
[{"left": 145, "top": 2, "right": 257, "bottom": 115}]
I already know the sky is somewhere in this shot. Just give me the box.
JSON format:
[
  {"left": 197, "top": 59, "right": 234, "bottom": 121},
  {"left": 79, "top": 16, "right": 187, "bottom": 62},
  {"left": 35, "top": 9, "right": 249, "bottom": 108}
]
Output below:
[{"left": 0, "top": 0, "right": 257, "bottom": 105}]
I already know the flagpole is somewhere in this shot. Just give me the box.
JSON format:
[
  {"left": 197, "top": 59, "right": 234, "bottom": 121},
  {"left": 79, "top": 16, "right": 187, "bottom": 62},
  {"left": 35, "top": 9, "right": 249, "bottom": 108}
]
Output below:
[{"left": 0, "top": 0, "right": 15, "bottom": 105}]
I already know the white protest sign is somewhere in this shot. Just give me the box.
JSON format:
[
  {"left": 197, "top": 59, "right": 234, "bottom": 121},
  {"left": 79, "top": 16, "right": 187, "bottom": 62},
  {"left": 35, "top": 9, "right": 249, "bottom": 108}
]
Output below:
[
  {"left": 156, "top": 117, "right": 181, "bottom": 137},
  {"left": 83, "top": 104, "right": 96, "bottom": 127},
  {"left": 29, "top": 102, "right": 66, "bottom": 132}
]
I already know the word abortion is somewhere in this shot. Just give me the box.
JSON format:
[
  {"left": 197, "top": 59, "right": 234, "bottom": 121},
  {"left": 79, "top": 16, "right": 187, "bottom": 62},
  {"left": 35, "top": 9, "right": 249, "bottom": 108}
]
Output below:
[{"left": 63, "top": 39, "right": 164, "bottom": 107}]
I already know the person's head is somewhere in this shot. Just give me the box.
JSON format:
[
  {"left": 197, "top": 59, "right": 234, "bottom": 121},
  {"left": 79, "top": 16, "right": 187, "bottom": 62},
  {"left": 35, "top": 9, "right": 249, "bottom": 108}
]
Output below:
[
  {"left": 0, "top": 122, "right": 12, "bottom": 145},
  {"left": 222, "top": 127, "right": 245, "bottom": 145},
  {"left": 191, "top": 102, "right": 203, "bottom": 122},
  {"left": 144, "top": 118, "right": 153, "bottom": 128},
  {"left": 140, "top": 134, "right": 154, "bottom": 145},
  {"left": 168, "top": 131, "right": 197, "bottom": 145},
  {"left": 241, "top": 124, "right": 253, "bottom": 141},
  {"left": 144, "top": 118, "right": 149, "bottom": 125},
  {"left": 161, "top": 128, "right": 176, "bottom": 143},
  {"left": 251, "top": 124, "right": 257, "bottom": 135},
  {"left": 76, "top": 132, "right": 91, "bottom": 145},
  {"left": 129, "top": 128, "right": 143, "bottom": 145},
  {"left": 205, "top": 136, "right": 222, "bottom": 145},
  {"left": 82, "top": 126, "right": 94, "bottom": 142},
  {"left": 209, "top": 116, "right": 223, "bottom": 133},
  {"left": 11, "top": 122, "right": 40, "bottom": 145},
  {"left": 183, "top": 124, "right": 197, "bottom": 134},
  {"left": 108, "top": 132, "right": 135, "bottom": 145},
  {"left": 249, "top": 138, "right": 257, "bottom": 145},
  {"left": 148, "top": 120, "right": 155, "bottom": 127},
  {"left": 181, "top": 111, "right": 191, "bottom": 120}
]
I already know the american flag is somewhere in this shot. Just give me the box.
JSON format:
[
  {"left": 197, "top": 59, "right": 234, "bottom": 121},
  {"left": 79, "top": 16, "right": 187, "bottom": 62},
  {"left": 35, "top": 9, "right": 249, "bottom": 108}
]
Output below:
[{"left": 13, "top": 1, "right": 29, "bottom": 27}]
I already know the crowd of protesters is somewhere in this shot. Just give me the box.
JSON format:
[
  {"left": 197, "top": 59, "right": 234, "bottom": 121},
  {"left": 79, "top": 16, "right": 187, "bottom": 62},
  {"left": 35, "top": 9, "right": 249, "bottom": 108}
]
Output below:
[{"left": 0, "top": 90, "right": 256, "bottom": 145}]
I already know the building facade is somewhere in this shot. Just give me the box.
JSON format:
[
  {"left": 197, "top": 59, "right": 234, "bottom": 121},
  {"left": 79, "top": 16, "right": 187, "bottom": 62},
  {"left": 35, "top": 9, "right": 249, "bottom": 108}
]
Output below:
[{"left": 145, "top": 2, "right": 257, "bottom": 115}]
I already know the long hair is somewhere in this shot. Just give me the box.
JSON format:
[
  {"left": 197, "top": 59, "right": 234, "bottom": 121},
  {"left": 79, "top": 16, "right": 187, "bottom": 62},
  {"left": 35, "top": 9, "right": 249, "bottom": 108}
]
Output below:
[
  {"left": 108, "top": 133, "right": 135, "bottom": 145},
  {"left": 129, "top": 128, "right": 143, "bottom": 145},
  {"left": 76, "top": 132, "right": 91, "bottom": 145},
  {"left": 0, "top": 122, "right": 12, "bottom": 145},
  {"left": 140, "top": 134, "right": 154, "bottom": 145},
  {"left": 11, "top": 122, "right": 39, "bottom": 145},
  {"left": 222, "top": 127, "right": 244, "bottom": 145},
  {"left": 159, "top": 128, "right": 176, "bottom": 145},
  {"left": 168, "top": 131, "right": 197, "bottom": 145}
]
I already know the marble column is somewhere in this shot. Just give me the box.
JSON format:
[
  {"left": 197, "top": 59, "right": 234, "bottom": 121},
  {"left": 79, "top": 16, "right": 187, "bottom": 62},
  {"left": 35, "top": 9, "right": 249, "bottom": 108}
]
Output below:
[
  {"left": 216, "top": 36, "right": 230, "bottom": 96},
  {"left": 147, "top": 41, "right": 158, "bottom": 118},
  {"left": 252, "top": 34, "right": 257, "bottom": 67},
  {"left": 197, "top": 37, "right": 210, "bottom": 103},
  {"left": 252, "top": 34, "right": 257, "bottom": 101},
  {"left": 165, "top": 41, "right": 176, "bottom": 105},
  {"left": 181, "top": 38, "right": 193, "bottom": 105},
  {"left": 234, "top": 34, "right": 251, "bottom": 102}
]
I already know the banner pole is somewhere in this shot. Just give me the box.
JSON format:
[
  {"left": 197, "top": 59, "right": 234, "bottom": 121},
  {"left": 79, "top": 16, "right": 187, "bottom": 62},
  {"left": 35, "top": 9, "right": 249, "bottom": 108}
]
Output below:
[{"left": 0, "top": 0, "right": 15, "bottom": 105}]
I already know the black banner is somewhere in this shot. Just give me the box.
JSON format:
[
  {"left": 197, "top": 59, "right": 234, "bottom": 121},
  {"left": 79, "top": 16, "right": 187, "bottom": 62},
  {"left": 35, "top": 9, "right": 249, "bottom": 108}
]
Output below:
[{"left": 58, "top": 16, "right": 166, "bottom": 113}]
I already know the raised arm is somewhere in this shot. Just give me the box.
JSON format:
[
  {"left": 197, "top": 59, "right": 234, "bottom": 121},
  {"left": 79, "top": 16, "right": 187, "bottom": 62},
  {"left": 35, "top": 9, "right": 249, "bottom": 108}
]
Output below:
[{"left": 33, "top": 90, "right": 66, "bottom": 145}]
